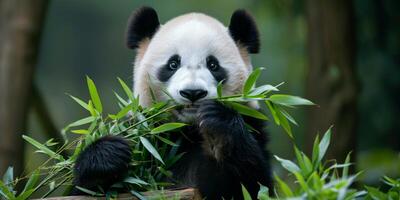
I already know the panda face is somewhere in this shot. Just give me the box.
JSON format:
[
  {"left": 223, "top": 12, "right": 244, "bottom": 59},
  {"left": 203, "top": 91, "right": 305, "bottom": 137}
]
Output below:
[
  {"left": 135, "top": 14, "right": 250, "bottom": 120},
  {"left": 128, "top": 8, "right": 260, "bottom": 121}
]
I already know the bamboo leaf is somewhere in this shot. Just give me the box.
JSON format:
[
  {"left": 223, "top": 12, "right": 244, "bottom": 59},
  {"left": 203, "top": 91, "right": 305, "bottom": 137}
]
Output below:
[
  {"left": 249, "top": 84, "right": 278, "bottom": 96},
  {"left": 265, "top": 101, "right": 280, "bottom": 125},
  {"left": 86, "top": 76, "right": 103, "bottom": 113},
  {"left": 22, "top": 170, "right": 39, "bottom": 194},
  {"left": 117, "top": 77, "right": 134, "bottom": 101},
  {"left": 2, "top": 166, "right": 13, "bottom": 186},
  {"left": 22, "top": 135, "right": 63, "bottom": 161},
  {"left": 243, "top": 67, "right": 263, "bottom": 95},
  {"left": 123, "top": 177, "right": 149, "bottom": 186},
  {"left": 274, "top": 155, "right": 300, "bottom": 174},
  {"left": 16, "top": 189, "right": 34, "bottom": 200},
  {"left": 312, "top": 134, "right": 320, "bottom": 166},
  {"left": 68, "top": 95, "right": 89, "bottom": 111},
  {"left": 275, "top": 107, "right": 293, "bottom": 138},
  {"left": 241, "top": 184, "right": 252, "bottom": 200},
  {"left": 71, "top": 129, "right": 90, "bottom": 134},
  {"left": 151, "top": 123, "right": 186, "bottom": 134},
  {"left": 67, "top": 116, "right": 96, "bottom": 128},
  {"left": 155, "top": 135, "right": 178, "bottom": 146},
  {"left": 226, "top": 102, "right": 268, "bottom": 120},
  {"left": 75, "top": 186, "right": 102, "bottom": 196},
  {"left": 274, "top": 173, "right": 293, "bottom": 197},
  {"left": 115, "top": 103, "right": 133, "bottom": 119},
  {"left": 318, "top": 127, "right": 332, "bottom": 163},
  {"left": 257, "top": 185, "right": 270, "bottom": 200},
  {"left": 269, "top": 94, "right": 315, "bottom": 107},
  {"left": 217, "top": 80, "right": 223, "bottom": 98},
  {"left": 139, "top": 137, "right": 164, "bottom": 164},
  {"left": 0, "top": 180, "right": 15, "bottom": 199}
]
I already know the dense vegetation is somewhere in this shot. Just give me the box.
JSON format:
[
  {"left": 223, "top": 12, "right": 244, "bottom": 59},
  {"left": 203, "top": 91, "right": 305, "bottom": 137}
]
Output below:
[{"left": 0, "top": 69, "right": 398, "bottom": 200}]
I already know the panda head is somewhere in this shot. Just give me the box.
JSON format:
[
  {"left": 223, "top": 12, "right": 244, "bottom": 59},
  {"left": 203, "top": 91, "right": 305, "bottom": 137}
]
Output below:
[{"left": 126, "top": 7, "right": 260, "bottom": 121}]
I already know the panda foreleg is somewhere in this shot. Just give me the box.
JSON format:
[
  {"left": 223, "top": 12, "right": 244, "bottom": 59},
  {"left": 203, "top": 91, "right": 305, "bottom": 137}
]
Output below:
[
  {"left": 196, "top": 100, "right": 270, "bottom": 199},
  {"left": 71, "top": 136, "right": 132, "bottom": 195}
]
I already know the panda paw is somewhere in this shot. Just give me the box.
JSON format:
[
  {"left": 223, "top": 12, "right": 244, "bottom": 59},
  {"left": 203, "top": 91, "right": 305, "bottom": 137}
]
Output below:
[
  {"left": 197, "top": 100, "right": 243, "bottom": 136},
  {"left": 72, "top": 136, "right": 132, "bottom": 194}
]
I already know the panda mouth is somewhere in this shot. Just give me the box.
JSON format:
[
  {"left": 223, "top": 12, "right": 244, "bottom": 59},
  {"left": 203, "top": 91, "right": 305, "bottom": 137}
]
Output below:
[{"left": 181, "top": 104, "right": 199, "bottom": 113}]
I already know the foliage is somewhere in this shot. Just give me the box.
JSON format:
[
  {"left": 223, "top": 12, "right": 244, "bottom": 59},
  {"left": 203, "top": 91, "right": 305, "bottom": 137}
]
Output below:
[
  {"left": 0, "top": 68, "right": 397, "bottom": 199},
  {"left": 245, "top": 128, "right": 400, "bottom": 200}
]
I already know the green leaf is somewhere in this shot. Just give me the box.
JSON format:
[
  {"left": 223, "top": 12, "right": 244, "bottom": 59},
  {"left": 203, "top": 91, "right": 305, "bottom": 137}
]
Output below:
[
  {"left": 302, "top": 153, "right": 313, "bottom": 177},
  {"left": 294, "top": 172, "right": 308, "bottom": 191},
  {"left": 241, "top": 184, "right": 252, "bottom": 200},
  {"left": 269, "top": 94, "right": 315, "bottom": 107},
  {"left": 225, "top": 102, "right": 268, "bottom": 120},
  {"left": 257, "top": 184, "right": 270, "bottom": 200},
  {"left": 75, "top": 186, "right": 102, "bottom": 196},
  {"left": 86, "top": 76, "right": 103, "bottom": 113},
  {"left": 217, "top": 80, "right": 223, "bottom": 98},
  {"left": 265, "top": 101, "right": 280, "bottom": 125},
  {"left": 249, "top": 84, "right": 278, "bottom": 96},
  {"left": 274, "top": 107, "right": 293, "bottom": 138},
  {"left": 23, "top": 135, "right": 63, "bottom": 161},
  {"left": 312, "top": 134, "right": 320, "bottom": 166},
  {"left": 243, "top": 67, "right": 263, "bottom": 95},
  {"left": 117, "top": 77, "right": 134, "bottom": 101},
  {"left": 155, "top": 135, "right": 178, "bottom": 146},
  {"left": 130, "top": 190, "right": 146, "bottom": 200},
  {"left": 318, "top": 127, "right": 332, "bottom": 163},
  {"left": 71, "top": 129, "right": 90, "bottom": 134},
  {"left": 115, "top": 103, "right": 133, "bottom": 119},
  {"left": 294, "top": 146, "right": 307, "bottom": 175},
  {"left": 274, "top": 173, "right": 293, "bottom": 197},
  {"left": 365, "top": 186, "right": 387, "bottom": 200},
  {"left": 68, "top": 95, "right": 89, "bottom": 111},
  {"left": 87, "top": 100, "right": 97, "bottom": 117},
  {"left": 150, "top": 123, "right": 186, "bottom": 134},
  {"left": 278, "top": 108, "right": 298, "bottom": 126},
  {"left": 274, "top": 155, "right": 300, "bottom": 174},
  {"left": 342, "top": 152, "right": 352, "bottom": 178},
  {"left": 2, "top": 166, "right": 13, "bottom": 185},
  {"left": 114, "top": 92, "right": 129, "bottom": 106},
  {"left": 15, "top": 189, "right": 34, "bottom": 200},
  {"left": 139, "top": 137, "right": 164, "bottom": 164},
  {"left": 22, "top": 170, "right": 39, "bottom": 194},
  {"left": 123, "top": 177, "right": 149, "bottom": 186},
  {"left": 0, "top": 180, "right": 15, "bottom": 199},
  {"left": 68, "top": 116, "right": 96, "bottom": 127}
]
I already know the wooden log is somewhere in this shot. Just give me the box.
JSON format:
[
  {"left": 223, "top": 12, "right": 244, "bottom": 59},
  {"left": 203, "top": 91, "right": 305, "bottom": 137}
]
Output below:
[{"left": 37, "top": 188, "right": 200, "bottom": 200}]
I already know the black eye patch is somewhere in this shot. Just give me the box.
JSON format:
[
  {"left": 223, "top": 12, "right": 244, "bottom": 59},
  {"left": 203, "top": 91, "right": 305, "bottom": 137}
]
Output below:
[
  {"left": 206, "top": 55, "right": 227, "bottom": 83},
  {"left": 157, "top": 54, "right": 181, "bottom": 82}
]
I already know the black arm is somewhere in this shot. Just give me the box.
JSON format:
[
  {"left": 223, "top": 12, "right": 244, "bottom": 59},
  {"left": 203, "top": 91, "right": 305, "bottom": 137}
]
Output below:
[
  {"left": 195, "top": 100, "right": 272, "bottom": 199},
  {"left": 71, "top": 136, "right": 132, "bottom": 195}
]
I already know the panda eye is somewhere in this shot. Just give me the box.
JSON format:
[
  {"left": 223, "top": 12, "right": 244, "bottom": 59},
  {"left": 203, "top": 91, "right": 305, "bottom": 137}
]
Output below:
[
  {"left": 168, "top": 60, "right": 179, "bottom": 70},
  {"left": 206, "top": 56, "right": 220, "bottom": 71},
  {"left": 167, "top": 55, "right": 181, "bottom": 70}
]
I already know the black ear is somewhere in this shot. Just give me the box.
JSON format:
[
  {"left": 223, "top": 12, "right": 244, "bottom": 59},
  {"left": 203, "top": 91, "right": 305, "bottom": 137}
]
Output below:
[
  {"left": 229, "top": 9, "right": 260, "bottom": 54},
  {"left": 126, "top": 7, "right": 160, "bottom": 49}
]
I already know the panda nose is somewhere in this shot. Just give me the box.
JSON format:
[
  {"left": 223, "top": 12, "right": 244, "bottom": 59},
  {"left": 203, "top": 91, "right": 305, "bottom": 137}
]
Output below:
[{"left": 179, "top": 89, "right": 208, "bottom": 102}]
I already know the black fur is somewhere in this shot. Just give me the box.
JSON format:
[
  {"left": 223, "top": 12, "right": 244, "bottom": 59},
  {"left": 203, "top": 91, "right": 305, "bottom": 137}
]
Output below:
[
  {"left": 71, "top": 136, "right": 132, "bottom": 195},
  {"left": 73, "top": 7, "right": 271, "bottom": 199},
  {"left": 206, "top": 55, "right": 228, "bottom": 83},
  {"left": 157, "top": 54, "right": 181, "bottom": 82},
  {"left": 126, "top": 6, "right": 160, "bottom": 49},
  {"left": 72, "top": 101, "right": 272, "bottom": 199},
  {"left": 229, "top": 9, "right": 260, "bottom": 54},
  {"left": 169, "top": 100, "right": 272, "bottom": 200}
]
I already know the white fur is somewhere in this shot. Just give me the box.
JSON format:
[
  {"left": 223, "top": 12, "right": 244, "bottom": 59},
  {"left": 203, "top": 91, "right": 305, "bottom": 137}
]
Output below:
[{"left": 133, "top": 13, "right": 254, "bottom": 110}]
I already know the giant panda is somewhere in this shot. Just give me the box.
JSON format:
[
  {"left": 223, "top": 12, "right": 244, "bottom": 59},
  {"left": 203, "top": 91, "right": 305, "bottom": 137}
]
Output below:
[{"left": 72, "top": 7, "right": 272, "bottom": 200}]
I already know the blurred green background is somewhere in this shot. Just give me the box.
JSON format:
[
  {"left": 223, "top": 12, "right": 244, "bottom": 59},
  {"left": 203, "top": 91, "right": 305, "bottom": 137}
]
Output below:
[{"left": 11, "top": 0, "right": 399, "bottom": 188}]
